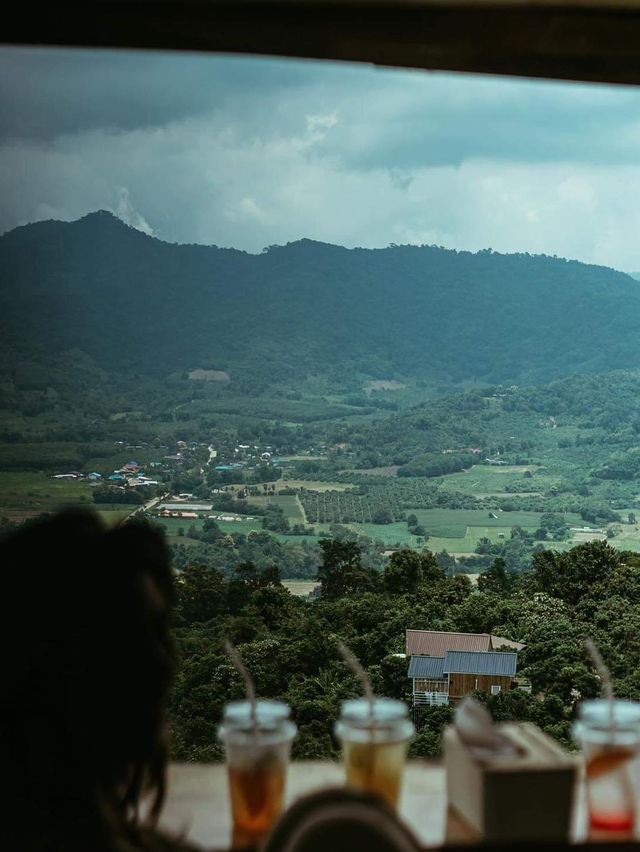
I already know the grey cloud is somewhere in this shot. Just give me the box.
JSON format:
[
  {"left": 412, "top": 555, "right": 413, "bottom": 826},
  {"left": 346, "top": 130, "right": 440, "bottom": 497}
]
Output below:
[
  {"left": 311, "top": 72, "right": 640, "bottom": 169},
  {"left": 4, "top": 48, "right": 640, "bottom": 169},
  {"left": 0, "top": 48, "right": 325, "bottom": 141},
  {"left": 3, "top": 48, "right": 640, "bottom": 270}
]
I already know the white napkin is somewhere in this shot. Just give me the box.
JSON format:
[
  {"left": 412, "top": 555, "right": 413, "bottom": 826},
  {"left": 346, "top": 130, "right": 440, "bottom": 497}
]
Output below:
[{"left": 454, "top": 697, "right": 521, "bottom": 760}]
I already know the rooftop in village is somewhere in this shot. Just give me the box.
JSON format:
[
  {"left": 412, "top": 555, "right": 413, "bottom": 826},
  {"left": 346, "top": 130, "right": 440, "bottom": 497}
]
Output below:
[
  {"left": 405, "top": 629, "right": 525, "bottom": 657},
  {"left": 408, "top": 651, "right": 518, "bottom": 679}
]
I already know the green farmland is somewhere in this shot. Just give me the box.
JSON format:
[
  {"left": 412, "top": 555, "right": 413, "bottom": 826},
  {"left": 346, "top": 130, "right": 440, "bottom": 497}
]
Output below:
[
  {"left": 352, "top": 508, "right": 585, "bottom": 555},
  {"left": 0, "top": 471, "right": 93, "bottom": 518},
  {"left": 0, "top": 471, "right": 139, "bottom": 525},
  {"left": 437, "top": 465, "right": 559, "bottom": 496},
  {"left": 246, "top": 494, "right": 306, "bottom": 523}
]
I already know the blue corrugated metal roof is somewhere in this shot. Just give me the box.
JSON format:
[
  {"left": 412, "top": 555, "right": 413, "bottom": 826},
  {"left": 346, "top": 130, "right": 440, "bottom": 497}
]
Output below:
[
  {"left": 407, "top": 656, "right": 446, "bottom": 679},
  {"left": 443, "top": 650, "right": 517, "bottom": 677}
]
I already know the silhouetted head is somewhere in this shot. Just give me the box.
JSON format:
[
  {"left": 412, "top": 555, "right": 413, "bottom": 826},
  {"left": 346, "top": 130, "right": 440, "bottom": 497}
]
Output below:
[{"left": 0, "top": 510, "right": 177, "bottom": 848}]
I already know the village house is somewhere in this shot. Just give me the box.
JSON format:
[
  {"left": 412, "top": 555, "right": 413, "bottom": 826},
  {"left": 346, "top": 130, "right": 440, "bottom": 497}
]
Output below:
[
  {"left": 406, "top": 629, "right": 525, "bottom": 657},
  {"left": 406, "top": 629, "right": 524, "bottom": 708}
]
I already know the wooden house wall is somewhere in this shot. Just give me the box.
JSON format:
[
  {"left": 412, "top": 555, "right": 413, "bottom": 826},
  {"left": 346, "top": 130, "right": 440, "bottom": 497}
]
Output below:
[
  {"left": 414, "top": 678, "right": 448, "bottom": 693},
  {"left": 449, "top": 673, "right": 513, "bottom": 698}
]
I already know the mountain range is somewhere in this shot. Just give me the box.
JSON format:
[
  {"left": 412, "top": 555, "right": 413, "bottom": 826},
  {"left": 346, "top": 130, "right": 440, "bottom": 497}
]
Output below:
[{"left": 2, "top": 211, "right": 640, "bottom": 395}]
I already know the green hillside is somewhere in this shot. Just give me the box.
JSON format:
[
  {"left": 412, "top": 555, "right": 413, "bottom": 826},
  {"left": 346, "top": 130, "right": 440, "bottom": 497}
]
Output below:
[{"left": 3, "top": 211, "right": 640, "bottom": 398}]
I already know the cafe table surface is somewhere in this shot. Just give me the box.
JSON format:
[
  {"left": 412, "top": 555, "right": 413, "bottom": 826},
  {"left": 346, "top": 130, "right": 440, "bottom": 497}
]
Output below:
[{"left": 159, "top": 761, "right": 590, "bottom": 849}]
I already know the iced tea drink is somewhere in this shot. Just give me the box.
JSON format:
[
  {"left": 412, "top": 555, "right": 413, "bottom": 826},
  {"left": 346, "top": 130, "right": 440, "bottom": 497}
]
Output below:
[
  {"left": 335, "top": 698, "right": 414, "bottom": 809},
  {"left": 219, "top": 700, "right": 297, "bottom": 848},
  {"left": 574, "top": 699, "right": 640, "bottom": 839}
]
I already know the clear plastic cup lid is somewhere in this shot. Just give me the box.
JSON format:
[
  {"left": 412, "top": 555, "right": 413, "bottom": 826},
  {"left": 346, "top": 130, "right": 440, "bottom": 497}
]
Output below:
[
  {"left": 222, "top": 699, "right": 291, "bottom": 731},
  {"left": 574, "top": 699, "right": 640, "bottom": 749},
  {"left": 578, "top": 699, "right": 640, "bottom": 731},
  {"left": 335, "top": 698, "right": 413, "bottom": 743},
  {"left": 339, "top": 698, "right": 409, "bottom": 725}
]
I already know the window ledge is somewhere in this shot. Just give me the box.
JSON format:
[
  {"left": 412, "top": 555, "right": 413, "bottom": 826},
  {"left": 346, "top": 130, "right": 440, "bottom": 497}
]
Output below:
[{"left": 161, "top": 760, "right": 587, "bottom": 848}]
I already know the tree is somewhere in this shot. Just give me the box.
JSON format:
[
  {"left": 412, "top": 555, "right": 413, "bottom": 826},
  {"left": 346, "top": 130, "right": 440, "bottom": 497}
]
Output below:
[
  {"left": 262, "top": 505, "right": 290, "bottom": 532},
  {"left": 177, "top": 564, "right": 227, "bottom": 624},
  {"left": 532, "top": 541, "right": 621, "bottom": 605},
  {"left": 382, "top": 549, "right": 443, "bottom": 595},
  {"left": 201, "top": 517, "right": 222, "bottom": 543},
  {"left": 477, "top": 557, "right": 513, "bottom": 596},
  {"left": 316, "top": 539, "right": 377, "bottom": 600},
  {"left": 372, "top": 508, "right": 393, "bottom": 524},
  {"left": 520, "top": 618, "right": 599, "bottom": 701}
]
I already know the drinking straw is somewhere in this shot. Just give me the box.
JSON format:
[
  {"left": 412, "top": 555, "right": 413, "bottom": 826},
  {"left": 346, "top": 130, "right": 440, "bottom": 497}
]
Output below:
[
  {"left": 583, "top": 637, "right": 635, "bottom": 819},
  {"left": 338, "top": 641, "right": 375, "bottom": 721},
  {"left": 225, "top": 638, "right": 259, "bottom": 739},
  {"left": 338, "top": 642, "right": 377, "bottom": 788},
  {"left": 584, "top": 638, "right": 614, "bottom": 730}
]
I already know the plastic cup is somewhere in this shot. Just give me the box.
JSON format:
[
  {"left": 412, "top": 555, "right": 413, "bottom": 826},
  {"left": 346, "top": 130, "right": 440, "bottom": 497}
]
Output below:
[
  {"left": 335, "top": 697, "right": 414, "bottom": 809},
  {"left": 218, "top": 700, "right": 297, "bottom": 848},
  {"left": 574, "top": 699, "right": 640, "bottom": 839}
]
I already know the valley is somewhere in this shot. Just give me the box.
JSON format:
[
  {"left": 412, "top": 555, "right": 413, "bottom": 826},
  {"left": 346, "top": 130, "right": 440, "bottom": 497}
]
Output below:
[{"left": 3, "top": 212, "right": 640, "bottom": 582}]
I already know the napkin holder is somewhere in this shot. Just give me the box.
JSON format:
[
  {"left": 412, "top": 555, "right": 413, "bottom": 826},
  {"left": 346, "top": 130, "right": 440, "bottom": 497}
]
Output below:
[{"left": 444, "top": 721, "right": 577, "bottom": 841}]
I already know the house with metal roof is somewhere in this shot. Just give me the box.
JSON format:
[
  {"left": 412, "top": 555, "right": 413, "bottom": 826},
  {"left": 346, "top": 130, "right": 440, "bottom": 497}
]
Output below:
[
  {"left": 406, "top": 629, "right": 525, "bottom": 657},
  {"left": 408, "top": 649, "right": 519, "bottom": 708}
]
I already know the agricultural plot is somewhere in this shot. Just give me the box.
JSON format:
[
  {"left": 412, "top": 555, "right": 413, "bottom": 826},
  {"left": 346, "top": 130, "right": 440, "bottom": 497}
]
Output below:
[
  {"left": 354, "top": 523, "right": 423, "bottom": 547},
  {"left": 282, "top": 580, "right": 319, "bottom": 596},
  {"left": 157, "top": 515, "right": 321, "bottom": 546},
  {"left": 0, "top": 471, "right": 144, "bottom": 527},
  {"left": 272, "top": 533, "right": 321, "bottom": 544},
  {"left": 438, "top": 465, "right": 558, "bottom": 496},
  {"left": 298, "top": 479, "right": 441, "bottom": 524},
  {"left": 340, "top": 508, "right": 584, "bottom": 555},
  {"left": 301, "top": 490, "right": 380, "bottom": 524},
  {"left": 605, "top": 531, "right": 640, "bottom": 552},
  {"left": 246, "top": 494, "right": 305, "bottom": 523},
  {"left": 95, "top": 507, "right": 141, "bottom": 526},
  {"left": 0, "top": 470, "right": 95, "bottom": 520},
  {"left": 213, "top": 520, "right": 262, "bottom": 535},
  {"left": 412, "top": 508, "right": 556, "bottom": 535},
  {"left": 280, "top": 479, "right": 356, "bottom": 492}
]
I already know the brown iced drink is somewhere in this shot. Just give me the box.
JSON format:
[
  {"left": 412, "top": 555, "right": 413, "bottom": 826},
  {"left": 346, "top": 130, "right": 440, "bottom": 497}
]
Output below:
[{"left": 219, "top": 700, "right": 297, "bottom": 848}]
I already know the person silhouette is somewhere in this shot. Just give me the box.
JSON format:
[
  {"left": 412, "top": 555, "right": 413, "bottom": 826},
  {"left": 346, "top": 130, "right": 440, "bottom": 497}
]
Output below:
[{"left": 0, "top": 510, "right": 199, "bottom": 851}]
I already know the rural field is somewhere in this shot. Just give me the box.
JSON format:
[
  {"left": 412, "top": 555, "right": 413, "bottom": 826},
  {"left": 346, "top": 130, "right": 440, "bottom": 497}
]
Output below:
[
  {"left": 7, "top": 463, "right": 640, "bottom": 568},
  {"left": 437, "top": 465, "right": 559, "bottom": 496},
  {"left": 246, "top": 493, "right": 306, "bottom": 522},
  {"left": 282, "top": 580, "right": 319, "bottom": 596},
  {"left": 0, "top": 472, "right": 140, "bottom": 526},
  {"left": 279, "top": 479, "right": 356, "bottom": 492},
  {"left": 348, "top": 507, "right": 613, "bottom": 555}
]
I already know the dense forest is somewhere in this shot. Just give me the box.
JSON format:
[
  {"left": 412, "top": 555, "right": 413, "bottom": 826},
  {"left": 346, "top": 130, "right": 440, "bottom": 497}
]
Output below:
[{"left": 169, "top": 538, "right": 640, "bottom": 760}]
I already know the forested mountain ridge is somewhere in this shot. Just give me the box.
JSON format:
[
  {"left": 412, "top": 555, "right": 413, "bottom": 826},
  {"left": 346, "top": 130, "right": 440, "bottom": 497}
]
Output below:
[{"left": 3, "top": 211, "right": 640, "bottom": 395}]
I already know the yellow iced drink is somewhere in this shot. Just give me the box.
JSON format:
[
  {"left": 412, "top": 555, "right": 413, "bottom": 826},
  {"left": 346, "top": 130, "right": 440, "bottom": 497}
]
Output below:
[
  {"left": 335, "top": 698, "right": 414, "bottom": 810},
  {"left": 342, "top": 738, "right": 409, "bottom": 808}
]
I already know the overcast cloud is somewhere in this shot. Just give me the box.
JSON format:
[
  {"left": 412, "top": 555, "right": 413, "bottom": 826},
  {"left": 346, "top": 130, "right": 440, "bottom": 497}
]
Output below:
[{"left": 3, "top": 46, "right": 640, "bottom": 270}]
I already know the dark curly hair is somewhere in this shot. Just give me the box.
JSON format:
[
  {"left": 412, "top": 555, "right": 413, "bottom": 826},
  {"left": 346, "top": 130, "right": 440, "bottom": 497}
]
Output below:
[{"left": 0, "top": 511, "right": 189, "bottom": 851}]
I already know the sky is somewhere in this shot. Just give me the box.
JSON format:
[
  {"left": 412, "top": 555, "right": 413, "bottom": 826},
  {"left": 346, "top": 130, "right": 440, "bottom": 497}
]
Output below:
[{"left": 3, "top": 46, "right": 640, "bottom": 270}]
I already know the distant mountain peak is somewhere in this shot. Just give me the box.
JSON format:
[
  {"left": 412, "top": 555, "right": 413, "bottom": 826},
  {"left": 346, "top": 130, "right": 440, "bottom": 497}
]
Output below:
[
  {"left": 74, "top": 209, "right": 156, "bottom": 241},
  {"left": 78, "top": 209, "right": 132, "bottom": 228}
]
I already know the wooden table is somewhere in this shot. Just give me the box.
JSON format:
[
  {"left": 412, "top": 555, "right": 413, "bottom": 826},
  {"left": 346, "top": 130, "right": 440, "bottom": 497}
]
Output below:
[{"left": 160, "top": 761, "right": 588, "bottom": 849}]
